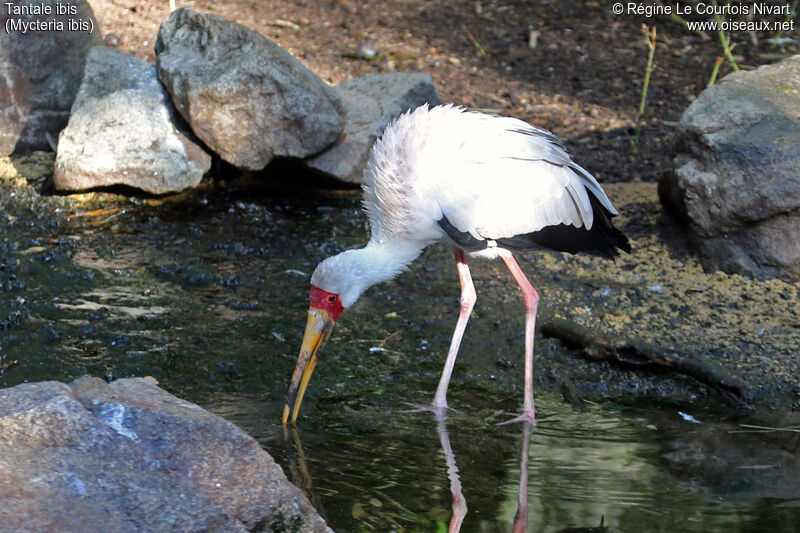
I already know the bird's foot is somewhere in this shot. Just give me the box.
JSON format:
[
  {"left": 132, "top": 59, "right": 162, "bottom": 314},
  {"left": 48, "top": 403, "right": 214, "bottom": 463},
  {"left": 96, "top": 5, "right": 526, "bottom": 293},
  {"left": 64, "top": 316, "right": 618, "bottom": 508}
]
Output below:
[
  {"left": 400, "top": 402, "right": 459, "bottom": 420},
  {"left": 496, "top": 409, "right": 536, "bottom": 426}
]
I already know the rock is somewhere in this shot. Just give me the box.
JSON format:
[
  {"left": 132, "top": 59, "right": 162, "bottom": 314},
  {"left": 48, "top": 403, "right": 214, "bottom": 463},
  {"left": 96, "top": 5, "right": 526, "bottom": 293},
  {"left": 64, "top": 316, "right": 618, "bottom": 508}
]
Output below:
[
  {"left": 155, "top": 8, "right": 343, "bottom": 171},
  {"left": 306, "top": 73, "right": 441, "bottom": 184},
  {"left": 660, "top": 55, "right": 800, "bottom": 281},
  {"left": 0, "top": 377, "right": 332, "bottom": 533},
  {"left": 0, "top": 0, "right": 103, "bottom": 155},
  {"left": 53, "top": 46, "right": 211, "bottom": 195}
]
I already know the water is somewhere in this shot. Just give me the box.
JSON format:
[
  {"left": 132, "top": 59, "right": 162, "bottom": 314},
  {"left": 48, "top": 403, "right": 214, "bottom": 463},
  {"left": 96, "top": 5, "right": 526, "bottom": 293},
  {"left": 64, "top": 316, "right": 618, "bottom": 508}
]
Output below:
[
  {"left": 227, "top": 396, "right": 797, "bottom": 533},
  {"left": 1, "top": 184, "right": 798, "bottom": 532}
]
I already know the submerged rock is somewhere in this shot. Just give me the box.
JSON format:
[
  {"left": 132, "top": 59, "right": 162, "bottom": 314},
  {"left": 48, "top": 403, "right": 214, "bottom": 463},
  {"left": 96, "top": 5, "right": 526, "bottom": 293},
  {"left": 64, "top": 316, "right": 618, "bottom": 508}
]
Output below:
[
  {"left": 0, "top": 0, "right": 102, "bottom": 155},
  {"left": 307, "top": 73, "right": 441, "bottom": 184},
  {"left": 0, "top": 377, "right": 331, "bottom": 533},
  {"left": 155, "top": 8, "right": 343, "bottom": 171},
  {"left": 661, "top": 55, "right": 800, "bottom": 281},
  {"left": 53, "top": 46, "right": 211, "bottom": 195}
]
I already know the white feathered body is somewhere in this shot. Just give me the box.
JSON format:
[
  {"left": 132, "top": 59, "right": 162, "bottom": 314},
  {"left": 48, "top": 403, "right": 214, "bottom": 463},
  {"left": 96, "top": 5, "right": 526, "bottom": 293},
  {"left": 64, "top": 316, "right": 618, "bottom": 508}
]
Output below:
[{"left": 362, "top": 104, "right": 616, "bottom": 251}]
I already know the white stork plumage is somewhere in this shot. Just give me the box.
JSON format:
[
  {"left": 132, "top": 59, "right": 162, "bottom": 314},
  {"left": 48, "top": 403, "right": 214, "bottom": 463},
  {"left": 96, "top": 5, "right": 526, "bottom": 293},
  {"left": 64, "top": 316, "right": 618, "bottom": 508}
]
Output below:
[{"left": 283, "top": 104, "right": 630, "bottom": 424}]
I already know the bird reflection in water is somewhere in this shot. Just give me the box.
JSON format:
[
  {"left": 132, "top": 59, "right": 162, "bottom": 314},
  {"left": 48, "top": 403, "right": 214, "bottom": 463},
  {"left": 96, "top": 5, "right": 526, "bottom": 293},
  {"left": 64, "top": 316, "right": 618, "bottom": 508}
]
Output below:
[
  {"left": 434, "top": 414, "right": 535, "bottom": 532},
  {"left": 283, "top": 415, "right": 537, "bottom": 532},
  {"left": 282, "top": 424, "right": 329, "bottom": 525},
  {"left": 435, "top": 413, "right": 468, "bottom": 532},
  {"left": 512, "top": 419, "right": 534, "bottom": 533}
]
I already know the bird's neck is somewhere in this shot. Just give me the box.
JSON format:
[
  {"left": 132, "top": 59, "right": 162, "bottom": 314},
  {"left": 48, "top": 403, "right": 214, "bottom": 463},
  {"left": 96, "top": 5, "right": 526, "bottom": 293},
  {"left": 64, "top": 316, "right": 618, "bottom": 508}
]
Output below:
[
  {"left": 330, "top": 238, "right": 426, "bottom": 307},
  {"left": 357, "top": 238, "right": 425, "bottom": 287}
]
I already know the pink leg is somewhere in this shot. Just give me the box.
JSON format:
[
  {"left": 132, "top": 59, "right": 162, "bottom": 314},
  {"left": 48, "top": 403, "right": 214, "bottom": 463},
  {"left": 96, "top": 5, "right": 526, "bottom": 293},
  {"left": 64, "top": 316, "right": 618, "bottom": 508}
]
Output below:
[
  {"left": 501, "top": 252, "right": 538, "bottom": 423},
  {"left": 431, "top": 247, "right": 476, "bottom": 412}
]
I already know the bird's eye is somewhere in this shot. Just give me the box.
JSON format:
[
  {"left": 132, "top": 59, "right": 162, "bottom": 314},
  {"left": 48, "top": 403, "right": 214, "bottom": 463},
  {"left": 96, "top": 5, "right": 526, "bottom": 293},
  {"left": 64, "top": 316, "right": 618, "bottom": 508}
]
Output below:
[{"left": 328, "top": 295, "right": 337, "bottom": 303}]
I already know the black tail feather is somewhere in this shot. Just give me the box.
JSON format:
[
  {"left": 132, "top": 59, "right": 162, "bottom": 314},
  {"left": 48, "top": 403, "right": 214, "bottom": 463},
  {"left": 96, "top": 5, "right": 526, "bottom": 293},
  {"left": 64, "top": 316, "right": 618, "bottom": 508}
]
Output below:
[{"left": 497, "top": 193, "right": 631, "bottom": 259}]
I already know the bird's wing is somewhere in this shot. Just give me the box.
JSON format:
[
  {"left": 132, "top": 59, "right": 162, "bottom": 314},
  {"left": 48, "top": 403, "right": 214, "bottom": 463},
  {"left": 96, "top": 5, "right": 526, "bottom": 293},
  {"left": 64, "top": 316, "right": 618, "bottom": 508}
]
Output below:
[{"left": 429, "top": 114, "right": 617, "bottom": 242}]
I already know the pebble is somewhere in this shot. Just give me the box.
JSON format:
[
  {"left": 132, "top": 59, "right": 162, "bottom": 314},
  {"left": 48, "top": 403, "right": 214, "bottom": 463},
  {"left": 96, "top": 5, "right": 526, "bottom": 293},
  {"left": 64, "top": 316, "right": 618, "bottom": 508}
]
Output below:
[{"left": 356, "top": 43, "right": 378, "bottom": 60}]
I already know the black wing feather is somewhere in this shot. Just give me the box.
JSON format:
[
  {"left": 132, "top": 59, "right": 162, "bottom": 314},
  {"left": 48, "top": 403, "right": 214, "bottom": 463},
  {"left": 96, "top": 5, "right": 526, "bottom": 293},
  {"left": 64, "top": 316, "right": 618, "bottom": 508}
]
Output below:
[{"left": 436, "top": 216, "right": 488, "bottom": 252}]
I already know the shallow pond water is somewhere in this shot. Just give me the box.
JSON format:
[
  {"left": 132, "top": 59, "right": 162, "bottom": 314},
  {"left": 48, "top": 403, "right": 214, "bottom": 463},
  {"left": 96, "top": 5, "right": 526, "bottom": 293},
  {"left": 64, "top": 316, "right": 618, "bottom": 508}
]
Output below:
[
  {"left": 227, "top": 396, "right": 799, "bottom": 533},
  {"left": 1, "top": 182, "right": 798, "bottom": 532}
]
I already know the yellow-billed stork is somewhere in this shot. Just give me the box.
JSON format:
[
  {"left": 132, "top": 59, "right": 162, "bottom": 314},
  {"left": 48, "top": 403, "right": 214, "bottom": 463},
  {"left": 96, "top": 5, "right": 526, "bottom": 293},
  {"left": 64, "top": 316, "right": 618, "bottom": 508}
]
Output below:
[{"left": 283, "top": 104, "right": 630, "bottom": 424}]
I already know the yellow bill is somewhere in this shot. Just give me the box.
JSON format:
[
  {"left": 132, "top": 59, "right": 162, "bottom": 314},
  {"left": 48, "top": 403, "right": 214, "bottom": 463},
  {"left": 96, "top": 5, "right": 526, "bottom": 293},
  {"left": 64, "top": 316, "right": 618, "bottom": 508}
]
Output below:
[{"left": 282, "top": 307, "right": 337, "bottom": 425}]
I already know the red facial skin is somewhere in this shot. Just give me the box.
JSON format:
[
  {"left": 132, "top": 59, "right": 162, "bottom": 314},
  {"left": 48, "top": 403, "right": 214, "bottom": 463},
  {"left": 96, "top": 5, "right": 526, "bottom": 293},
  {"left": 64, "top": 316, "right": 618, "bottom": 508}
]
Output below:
[{"left": 309, "top": 285, "right": 344, "bottom": 321}]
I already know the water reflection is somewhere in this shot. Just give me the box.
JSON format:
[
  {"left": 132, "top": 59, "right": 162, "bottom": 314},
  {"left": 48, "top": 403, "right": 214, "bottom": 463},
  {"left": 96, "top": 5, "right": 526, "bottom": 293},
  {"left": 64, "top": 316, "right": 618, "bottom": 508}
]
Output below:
[
  {"left": 431, "top": 414, "right": 538, "bottom": 533},
  {"left": 512, "top": 420, "right": 532, "bottom": 533},
  {"left": 279, "top": 402, "right": 624, "bottom": 532},
  {"left": 435, "top": 414, "right": 467, "bottom": 532},
  {"left": 258, "top": 393, "right": 799, "bottom": 532},
  {"left": 283, "top": 424, "right": 329, "bottom": 524},
  {"left": 556, "top": 516, "right": 607, "bottom": 533},
  {"left": 436, "top": 415, "right": 538, "bottom": 533}
]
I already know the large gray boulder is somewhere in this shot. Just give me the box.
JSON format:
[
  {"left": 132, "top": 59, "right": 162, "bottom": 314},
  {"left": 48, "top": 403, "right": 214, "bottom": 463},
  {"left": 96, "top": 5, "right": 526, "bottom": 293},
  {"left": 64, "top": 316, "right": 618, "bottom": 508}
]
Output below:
[
  {"left": 660, "top": 55, "right": 800, "bottom": 281},
  {"left": 0, "top": 0, "right": 102, "bottom": 155},
  {"left": 0, "top": 377, "right": 331, "bottom": 533},
  {"left": 155, "top": 8, "right": 343, "bottom": 171},
  {"left": 306, "top": 73, "right": 441, "bottom": 184},
  {"left": 53, "top": 46, "right": 211, "bottom": 195}
]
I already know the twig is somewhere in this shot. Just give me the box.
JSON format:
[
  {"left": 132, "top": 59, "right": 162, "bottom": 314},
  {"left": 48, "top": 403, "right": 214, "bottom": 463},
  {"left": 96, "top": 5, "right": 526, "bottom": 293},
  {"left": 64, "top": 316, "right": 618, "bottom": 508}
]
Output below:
[
  {"left": 270, "top": 19, "right": 301, "bottom": 31},
  {"left": 715, "top": 21, "right": 739, "bottom": 71},
  {"left": 350, "top": 330, "right": 403, "bottom": 346},
  {"left": 66, "top": 207, "right": 119, "bottom": 220},
  {"left": 663, "top": 10, "right": 710, "bottom": 40},
  {"left": 707, "top": 56, "right": 723, "bottom": 87},
  {"left": 732, "top": 424, "right": 800, "bottom": 434},
  {"left": 350, "top": 330, "right": 404, "bottom": 355},
  {"left": 712, "top": 2, "right": 739, "bottom": 71},
  {"left": 0, "top": 360, "right": 19, "bottom": 372},
  {"left": 630, "top": 25, "right": 657, "bottom": 155},
  {"left": 541, "top": 318, "right": 754, "bottom": 408},
  {"left": 462, "top": 24, "right": 487, "bottom": 58}
]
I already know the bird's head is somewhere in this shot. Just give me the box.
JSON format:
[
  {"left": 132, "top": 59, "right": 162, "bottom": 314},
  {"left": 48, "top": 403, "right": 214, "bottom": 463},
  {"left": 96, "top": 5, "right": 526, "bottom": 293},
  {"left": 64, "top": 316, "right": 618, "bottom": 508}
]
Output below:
[{"left": 283, "top": 246, "right": 412, "bottom": 424}]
